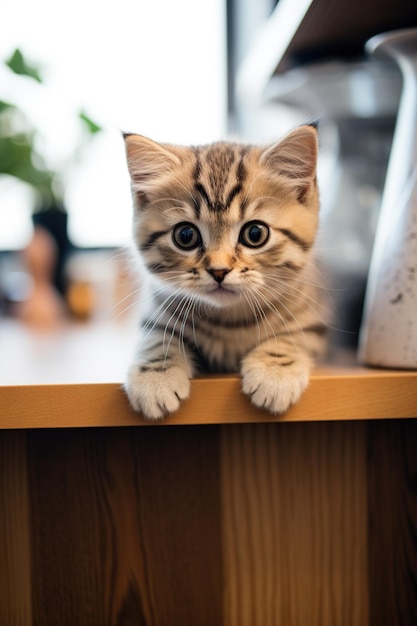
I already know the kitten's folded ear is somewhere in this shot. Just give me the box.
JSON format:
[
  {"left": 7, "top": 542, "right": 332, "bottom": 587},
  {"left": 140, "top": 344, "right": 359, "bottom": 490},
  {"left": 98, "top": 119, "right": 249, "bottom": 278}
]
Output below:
[
  {"left": 260, "top": 125, "right": 318, "bottom": 202},
  {"left": 123, "top": 133, "right": 181, "bottom": 197}
]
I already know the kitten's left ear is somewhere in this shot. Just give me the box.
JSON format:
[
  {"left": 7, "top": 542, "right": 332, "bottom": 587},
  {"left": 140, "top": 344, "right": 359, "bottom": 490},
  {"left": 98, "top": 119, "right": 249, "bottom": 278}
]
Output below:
[
  {"left": 260, "top": 125, "right": 318, "bottom": 202},
  {"left": 123, "top": 133, "right": 181, "bottom": 200}
]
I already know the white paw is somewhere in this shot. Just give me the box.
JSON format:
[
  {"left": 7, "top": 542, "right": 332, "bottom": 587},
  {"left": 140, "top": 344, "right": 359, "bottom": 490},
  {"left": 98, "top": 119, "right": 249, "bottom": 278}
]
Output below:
[
  {"left": 125, "top": 364, "right": 190, "bottom": 420},
  {"left": 241, "top": 357, "right": 310, "bottom": 414}
]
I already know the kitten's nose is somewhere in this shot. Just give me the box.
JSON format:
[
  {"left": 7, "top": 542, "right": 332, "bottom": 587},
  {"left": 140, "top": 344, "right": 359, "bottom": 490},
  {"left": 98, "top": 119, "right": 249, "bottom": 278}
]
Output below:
[{"left": 207, "top": 268, "right": 230, "bottom": 284}]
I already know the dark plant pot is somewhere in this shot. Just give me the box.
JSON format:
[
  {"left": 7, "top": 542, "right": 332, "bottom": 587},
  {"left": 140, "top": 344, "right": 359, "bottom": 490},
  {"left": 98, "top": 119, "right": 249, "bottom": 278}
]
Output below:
[{"left": 32, "top": 207, "right": 72, "bottom": 295}]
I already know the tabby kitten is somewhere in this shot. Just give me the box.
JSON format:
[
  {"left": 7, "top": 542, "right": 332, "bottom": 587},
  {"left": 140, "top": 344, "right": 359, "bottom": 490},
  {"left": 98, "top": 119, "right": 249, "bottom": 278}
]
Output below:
[{"left": 123, "top": 125, "right": 326, "bottom": 420}]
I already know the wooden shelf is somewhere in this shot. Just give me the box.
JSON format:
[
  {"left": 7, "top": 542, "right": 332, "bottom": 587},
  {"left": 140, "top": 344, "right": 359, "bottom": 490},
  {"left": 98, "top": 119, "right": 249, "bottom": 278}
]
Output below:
[
  {"left": 1, "top": 367, "right": 416, "bottom": 428},
  {"left": 0, "top": 319, "right": 416, "bottom": 428}
]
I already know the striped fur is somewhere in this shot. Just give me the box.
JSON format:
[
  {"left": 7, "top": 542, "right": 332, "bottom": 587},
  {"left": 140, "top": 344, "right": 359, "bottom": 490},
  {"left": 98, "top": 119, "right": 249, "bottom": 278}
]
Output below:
[{"left": 123, "top": 126, "right": 327, "bottom": 419}]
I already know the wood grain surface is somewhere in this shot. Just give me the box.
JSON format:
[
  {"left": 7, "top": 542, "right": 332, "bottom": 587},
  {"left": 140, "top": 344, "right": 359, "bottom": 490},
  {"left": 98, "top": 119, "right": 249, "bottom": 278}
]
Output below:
[
  {"left": 221, "top": 422, "right": 368, "bottom": 626},
  {"left": 27, "top": 427, "right": 222, "bottom": 626},
  {"left": 367, "top": 420, "right": 417, "bottom": 625},
  {"left": 0, "top": 420, "right": 416, "bottom": 625},
  {"left": 0, "top": 431, "right": 32, "bottom": 626}
]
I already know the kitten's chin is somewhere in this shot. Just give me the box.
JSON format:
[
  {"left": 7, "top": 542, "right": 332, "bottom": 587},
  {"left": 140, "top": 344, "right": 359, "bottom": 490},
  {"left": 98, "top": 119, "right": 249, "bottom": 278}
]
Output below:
[{"left": 202, "top": 286, "right": 243, "bottom": 308}]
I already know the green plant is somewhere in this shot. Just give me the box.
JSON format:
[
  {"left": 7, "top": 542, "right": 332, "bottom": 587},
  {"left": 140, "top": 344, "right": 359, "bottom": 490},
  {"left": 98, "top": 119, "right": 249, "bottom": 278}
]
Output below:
[{"left": 0, "top": 48, "right": 102, "bottom": 212}]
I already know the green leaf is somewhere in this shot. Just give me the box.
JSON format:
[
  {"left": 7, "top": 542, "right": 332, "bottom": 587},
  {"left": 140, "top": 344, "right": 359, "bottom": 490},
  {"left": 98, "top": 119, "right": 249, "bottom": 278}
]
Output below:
[
  {"left": 0, "top": 136, "right": 54, "bottom": 201},
  {"left": 79, "top": 111, "right": 102, "bottom": 135},
  {"left": 5, "top": 48, "right": 42, "bottom": 83},
  {"left": 0, "top": 100, "right": 15, "bottom": 113}
]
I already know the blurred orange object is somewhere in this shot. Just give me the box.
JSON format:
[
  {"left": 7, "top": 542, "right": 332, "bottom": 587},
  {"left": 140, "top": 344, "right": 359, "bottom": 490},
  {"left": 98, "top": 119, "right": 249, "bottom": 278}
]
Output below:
[{"left": 66, "top": 280, "right": 95, "bottom": 320}]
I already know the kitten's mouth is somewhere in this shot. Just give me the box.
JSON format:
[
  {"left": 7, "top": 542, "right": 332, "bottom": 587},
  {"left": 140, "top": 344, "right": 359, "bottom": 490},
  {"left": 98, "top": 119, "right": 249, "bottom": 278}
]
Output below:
[
  {"left": 212, "top": 283, "right": 236, "bottom": 293},
  {"left": 206, "top": 284, "right": 240, "bottom": 301}
]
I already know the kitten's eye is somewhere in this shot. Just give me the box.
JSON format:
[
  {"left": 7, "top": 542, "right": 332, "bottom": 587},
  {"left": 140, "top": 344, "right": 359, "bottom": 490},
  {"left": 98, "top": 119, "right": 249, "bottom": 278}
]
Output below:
[
  {"left": 239, "top": 221, "right": 269, "bottom": 248},
  {"left": 173, "top": 222, "right": 202, "bottom": 250}
]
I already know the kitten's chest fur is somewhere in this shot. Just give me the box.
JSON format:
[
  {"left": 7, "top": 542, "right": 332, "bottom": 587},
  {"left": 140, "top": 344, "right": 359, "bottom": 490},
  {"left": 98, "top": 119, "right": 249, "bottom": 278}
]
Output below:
[{"left": 150, "top": 290, "right": 255, "bottom": 371}]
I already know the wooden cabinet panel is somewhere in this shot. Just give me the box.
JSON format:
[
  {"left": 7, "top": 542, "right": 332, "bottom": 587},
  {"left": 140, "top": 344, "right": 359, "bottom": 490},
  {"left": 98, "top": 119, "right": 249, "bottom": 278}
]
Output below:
[
  {"left": 221, "top": 422, "right": 368, "bottom": 626},
  {"left": 26, "top": 427, "right": 222, "bottom": 626},
  {"left": 0, "top": 421, "right": 416, "bottom": 625},
  {"left": 0, "top": 431, "right": 32, "bottom": 626},
  {"left": 367, "top": 420, "right": 417, "bottom": 625}
]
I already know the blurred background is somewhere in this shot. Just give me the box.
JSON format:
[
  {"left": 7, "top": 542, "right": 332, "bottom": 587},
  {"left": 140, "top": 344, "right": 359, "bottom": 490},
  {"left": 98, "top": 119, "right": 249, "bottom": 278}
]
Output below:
[
  {"left": 1, "top": 0, "right": 417, "bottom": 358},
  {"left": 0, "top": 0, "right": 227, "bottom": 251}
]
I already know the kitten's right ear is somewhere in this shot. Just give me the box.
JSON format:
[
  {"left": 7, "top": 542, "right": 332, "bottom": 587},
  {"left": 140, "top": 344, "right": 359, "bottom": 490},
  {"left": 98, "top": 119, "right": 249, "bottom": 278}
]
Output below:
[
  {"left": 260, "top": 125, "right": 318, "bottom": 203},
  {"left": 123, "top": 133, "right": 181, "bottom": 198}
]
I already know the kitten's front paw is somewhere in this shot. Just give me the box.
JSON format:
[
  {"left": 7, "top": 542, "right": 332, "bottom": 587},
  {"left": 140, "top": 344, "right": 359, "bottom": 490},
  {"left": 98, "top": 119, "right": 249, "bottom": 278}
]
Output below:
[
  {"left": 125, "top": 364, "right": 190, "bottom": 420},
  {"left": 241, "top": 356, "right": 310, "bottom": 414}
]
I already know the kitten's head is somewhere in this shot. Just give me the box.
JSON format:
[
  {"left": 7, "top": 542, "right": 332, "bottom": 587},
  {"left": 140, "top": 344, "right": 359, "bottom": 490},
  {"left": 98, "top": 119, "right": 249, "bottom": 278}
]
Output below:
[{"left": 124, "top": 126, "right": 319, "bottom": 309}]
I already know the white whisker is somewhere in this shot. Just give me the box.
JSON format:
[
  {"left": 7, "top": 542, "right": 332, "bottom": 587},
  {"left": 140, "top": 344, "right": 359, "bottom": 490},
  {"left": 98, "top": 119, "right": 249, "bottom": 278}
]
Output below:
[
  {"left": 162, "top": 293, "right": 192, "bottom": 362},
  {"left": 138, "top": 287, "right": 184, "bottom": 351},
  {"left": 241, "top": 290, "right": 262, "bottom": 345},
  {"left": 249, "top": 284, "right": 302, "bottom": 353},
  {"left": 178, "top": 294, "right": 197, "bottom": 364}
]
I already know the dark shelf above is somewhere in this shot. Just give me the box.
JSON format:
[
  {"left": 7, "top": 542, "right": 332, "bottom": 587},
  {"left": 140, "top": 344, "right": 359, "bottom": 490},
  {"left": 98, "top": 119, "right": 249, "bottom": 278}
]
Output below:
[
  {"left": 238, "top": 0, "right": 417, "bottom": 105},
  {"left": 276, "top": 0, "right": 417, "bottom": 74}
]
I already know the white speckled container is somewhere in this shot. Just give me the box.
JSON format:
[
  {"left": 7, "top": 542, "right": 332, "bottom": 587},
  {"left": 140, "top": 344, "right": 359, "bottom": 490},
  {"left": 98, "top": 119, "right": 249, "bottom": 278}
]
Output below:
[{"left": 359, "top": 29, "right": 417, "bottom": 368}]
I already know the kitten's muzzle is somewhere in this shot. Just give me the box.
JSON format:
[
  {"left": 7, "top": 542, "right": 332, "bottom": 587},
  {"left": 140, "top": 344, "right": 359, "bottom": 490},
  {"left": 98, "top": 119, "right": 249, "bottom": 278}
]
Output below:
[{"left": 207, "top": 268, "right": 231, "bottom": 284}]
